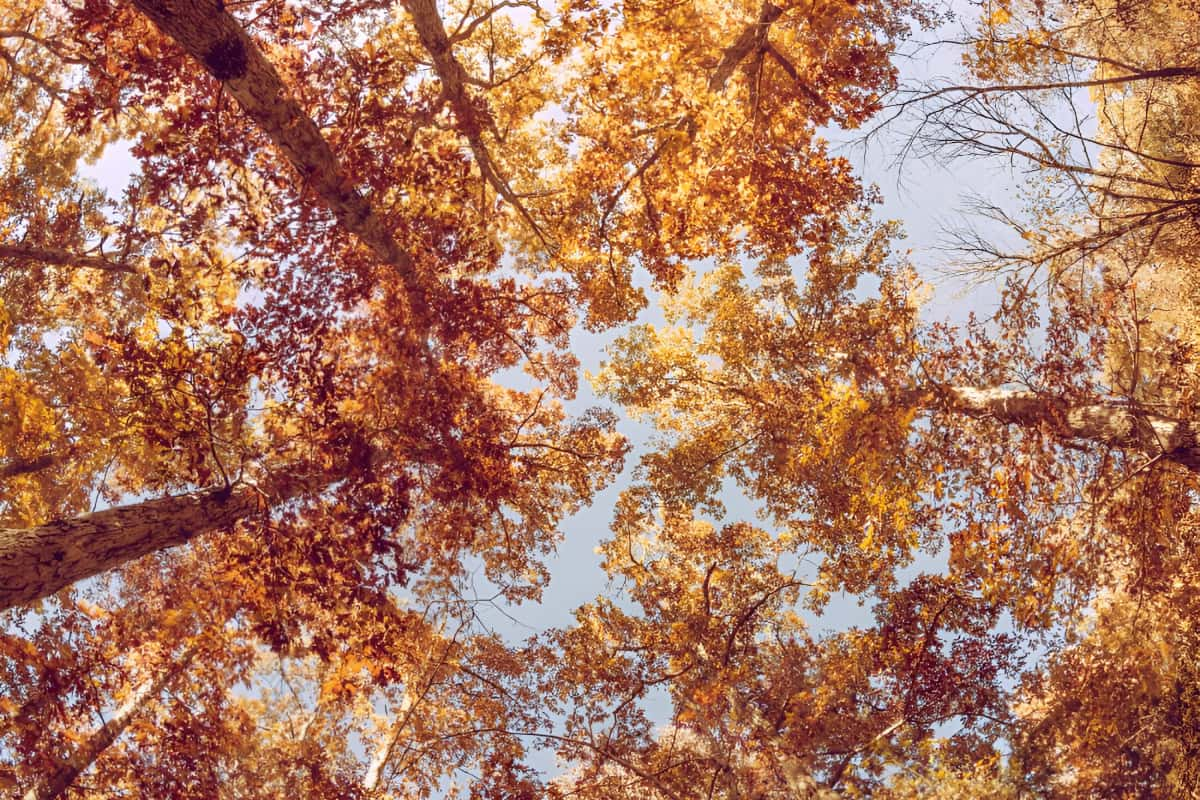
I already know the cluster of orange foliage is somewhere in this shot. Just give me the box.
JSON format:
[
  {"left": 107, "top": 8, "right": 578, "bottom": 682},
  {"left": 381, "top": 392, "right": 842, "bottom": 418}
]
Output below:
[{"left": 2, "top": 0, "right": 1199, "bottom": 795}]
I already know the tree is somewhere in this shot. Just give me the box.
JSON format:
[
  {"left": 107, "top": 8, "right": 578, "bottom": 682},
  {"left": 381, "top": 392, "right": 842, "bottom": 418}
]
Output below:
[
  {"left": 530, "top": 2, "right": 1200, "bottom": 787},
  {"left": 1011, "top": 575, "right": 1200, "bottom": 799},
  {"left": 893, "top": 0, "right": 1200, "bottom": 456},
  {"left": 880, "top": 3, "right": 1200, "bottom": 788},
  {"left": 21, "top": 636, "right": 200, "bottom": 800},
  {"left": 546, "top": 0, "right": 1200, "bottom": 792},
  {"left": 896, "top": 0, "right": 1200, "bottom": 280}
]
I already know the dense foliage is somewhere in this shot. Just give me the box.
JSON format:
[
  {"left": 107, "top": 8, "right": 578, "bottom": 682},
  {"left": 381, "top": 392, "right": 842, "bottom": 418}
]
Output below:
[{"left": 1, "top": 0, "right": 1198, "bottom": 796}]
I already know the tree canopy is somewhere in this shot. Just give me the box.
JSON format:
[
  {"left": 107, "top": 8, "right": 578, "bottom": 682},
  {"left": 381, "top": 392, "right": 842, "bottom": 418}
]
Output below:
[{"left": 1, "top": 0, "right": 1199, "bottom": 795}]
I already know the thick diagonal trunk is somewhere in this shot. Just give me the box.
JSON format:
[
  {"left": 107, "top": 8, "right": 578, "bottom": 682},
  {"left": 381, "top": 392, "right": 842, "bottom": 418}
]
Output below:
[
  {"left": 127, "top": 0, "right": 423, "bottom": 302},
  {"left": 0, "top": 244, "right": 135, "bottom": 274},
  {"left": 0, "top": 485, "right": 256, "bottom": 610},
  {"left": 23, "top": 642, "right": 199, "bottom": 800},
  {"left": 940, "top": 385, "right": 1200, "bottom": 470},
  {"left": 0, "top": 453, "right": 62, "bottom": 481},
  {"left": 0, "top": 468, "right": 327, "bottom": 611}
]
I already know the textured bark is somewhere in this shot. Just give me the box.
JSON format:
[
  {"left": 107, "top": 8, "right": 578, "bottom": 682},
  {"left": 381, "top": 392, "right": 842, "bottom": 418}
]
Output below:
[
  {"left": 939, "top": 385, "right": 1200, "bottom": 470},
  {"left": 0, "top": 485, "right": 260, "bottom": 610},
  {"left": 127, "top": 0, "right": 423, "bottom": 301},
  {"left": 24, "top": 642, "right": 199, "bottom": 800},
  {"left": 0, "top": 244, "right": 136, "bottom": 274},
  {"left": 0, "top": 453, "right": 61, "bottom": 481},
  {"left": 0, "top": 461, "right": 334, "bottom": 611}
]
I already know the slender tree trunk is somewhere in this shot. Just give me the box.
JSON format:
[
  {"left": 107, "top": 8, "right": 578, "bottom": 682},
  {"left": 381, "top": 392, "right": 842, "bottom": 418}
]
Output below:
[
  {"left": 362, "top": 721, "right": 400, "bottom": 793},
  {"left": 127, "top": 0, "right": 423, "bottom": 302},
  {"left": 363, "top": 693, "right": 414, "bottom": 793},
  {"left": 939, "top": 385, "right": 1200, "bottom": 470},
  {"left": 23, "top": 642, "right": 200, "bottom": 800},
  {"left": 401, "top": 0, "right": 548, "bottom": 241}
]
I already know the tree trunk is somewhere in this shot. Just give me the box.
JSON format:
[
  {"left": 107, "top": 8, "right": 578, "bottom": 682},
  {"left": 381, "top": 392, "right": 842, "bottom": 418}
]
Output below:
[
  {"left": 940, "top": 385, "right": 1200, "bottom": 470},
  {"left": 23, "top": 642, "right": 199, "bottom": 800},
  {"left": 0, "top": 484, "right": 258, "bottom": 610},
  {"left": 0, "top": 244, "right": 135, "bottom": 274},
  {"left": 363, "top": 693, "right": 414, "bottom": 793},
  {"left": 708, "top": 2, "right": 784, "bottom": 92},
  {"left": 0, "top": 453, "right": 62, "bottom": 482},
  {"left": 401, "top": 0, "right": 548, "bottom": 242},
  {"left": 0, "top": 457, "right": 339, "bottom": 611},
  {"left": 127, "top": 0, "right": 423, "bottom": 303}
]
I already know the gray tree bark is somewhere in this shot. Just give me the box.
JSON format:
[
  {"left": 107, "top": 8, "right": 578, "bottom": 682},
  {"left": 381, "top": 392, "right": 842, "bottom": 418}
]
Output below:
[{"left": 939, "top": 385, "right": 1200, "bottom": 470}]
